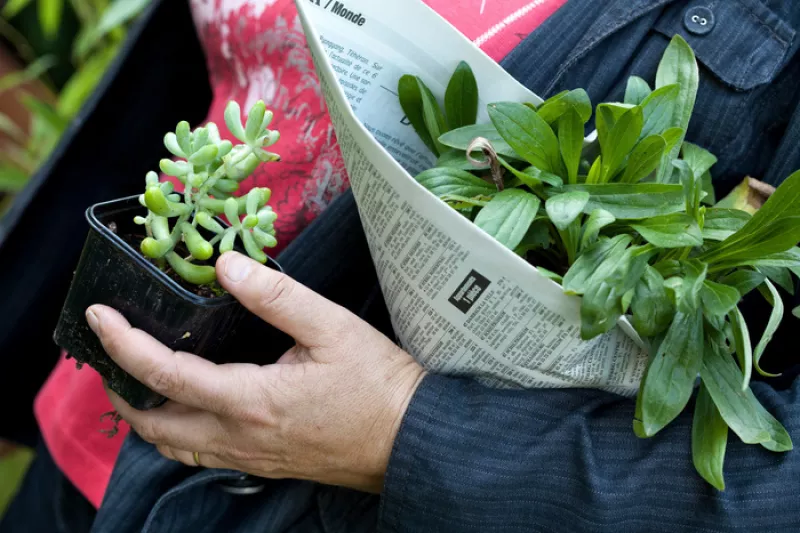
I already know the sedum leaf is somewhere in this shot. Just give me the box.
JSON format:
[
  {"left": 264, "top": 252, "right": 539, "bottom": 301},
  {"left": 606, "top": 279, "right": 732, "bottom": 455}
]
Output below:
[
  {"left": 692, "top": 383, "right": 728, "bottom": 491},
  {"left": 474, "top": 189, "right": 540, "bottom": 250}
]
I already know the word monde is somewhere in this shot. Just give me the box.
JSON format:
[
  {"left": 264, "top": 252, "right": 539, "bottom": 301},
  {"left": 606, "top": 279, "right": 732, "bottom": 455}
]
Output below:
[{"left": 310, "top": 0, "right": 367, "bottom": 26}]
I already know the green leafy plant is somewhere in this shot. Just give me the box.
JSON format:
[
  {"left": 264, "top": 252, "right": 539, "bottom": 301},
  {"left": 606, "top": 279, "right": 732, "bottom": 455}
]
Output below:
[
  {"left": 136, "top": 100, "right": 280, "bottom": 286},
  {"left": 400, "top": 35, "right": 798, "bottom": 490},
  {"left": 0, "top": 0, "right": 151, "bottom": 213}
]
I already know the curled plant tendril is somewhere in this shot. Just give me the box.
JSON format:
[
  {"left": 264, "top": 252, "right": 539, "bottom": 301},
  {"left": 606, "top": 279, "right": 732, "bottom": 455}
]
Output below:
[
  {"left": 135, "top": 100, "right": 281, "bottom": 285},
  {"left": 467, "top": 136, "right": 504, "bottom": 191}
]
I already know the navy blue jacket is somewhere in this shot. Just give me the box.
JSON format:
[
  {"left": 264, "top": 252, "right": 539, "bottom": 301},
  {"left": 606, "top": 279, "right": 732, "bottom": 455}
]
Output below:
[{"left": 92, "top": 1, "right": 800, "bottom": 532}]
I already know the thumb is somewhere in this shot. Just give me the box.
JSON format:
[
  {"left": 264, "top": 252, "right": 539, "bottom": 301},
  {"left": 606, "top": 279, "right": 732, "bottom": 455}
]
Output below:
[{"left": 216, "top": 252, "right": 352, "bottom": 347}]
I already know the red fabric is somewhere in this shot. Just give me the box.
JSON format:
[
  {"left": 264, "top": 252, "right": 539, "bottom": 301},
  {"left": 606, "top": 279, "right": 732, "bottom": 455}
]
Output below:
[{"left": 34, "top": 0, "right": 565, "bottom": 509}]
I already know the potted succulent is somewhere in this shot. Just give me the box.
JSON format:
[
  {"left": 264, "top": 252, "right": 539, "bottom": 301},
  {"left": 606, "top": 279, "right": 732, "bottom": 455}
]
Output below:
[
  {"left": 54, "top": 100, "right": 287, "bottom": 411},
  {"left": 400, "top": 36, "right": 800, "bottom": 489}
]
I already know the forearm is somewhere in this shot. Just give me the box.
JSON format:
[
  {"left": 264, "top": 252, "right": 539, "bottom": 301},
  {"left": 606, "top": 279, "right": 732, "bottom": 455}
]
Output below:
[{"left": 379, "top": 374, "right": 800, "bottom": 533}]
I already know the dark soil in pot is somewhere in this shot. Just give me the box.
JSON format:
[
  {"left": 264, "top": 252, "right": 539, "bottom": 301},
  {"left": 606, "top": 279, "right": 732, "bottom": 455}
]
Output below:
[{"left": 53, "top": 195, "right": 292, "bottom": 410}]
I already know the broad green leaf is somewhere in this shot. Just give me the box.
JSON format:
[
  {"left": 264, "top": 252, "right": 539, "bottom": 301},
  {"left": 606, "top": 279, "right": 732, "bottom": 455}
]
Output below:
[
  {"left": 38, "top": 0, "right": 63, "bottom": 40},
  {"left": 639, "top": 84, "right": 679, "bottom": 139},
  {"left": 497, "top": 156, "right": 562, "bottom": 188},
  {"left": 73, "top": 0, "right": 151, "bottom": 58},
  {"left": 734, "top": 247, "right": 800, "bottom": 269},
  {"left": 692, "top": 384, "right": 728, "bottom": 491},
  {"left": 514, "top": 220, "right": 552, "bottom": 254},
  {"left": 675, "top": 159, "right": 701, "bottom": 220},
  {"left": 677, "top": 259, "right": 707, "bottom": 313},
  {"left": 700, "top": 171, "right": 716, "bottom": 205},
  {"left": 655, "top": 35, "right": 699, "bottom": 183},
  {"left": 560, "top": 183, "right": 684, "bottom": 219},
  {"left": 579, "top": 208, "right": 615, "bottom": 250},
  {"left": 474, "top": 189, "right": 540, "bottom": 250},
  {"left": 597, "top": 105, "right": 643, "bottom": 180},
  {"left": 702, "top": 216, "right": 800, "bottom": 268},
  {"left": 415, "top": 167, "right": 496, "bottom": 197},
  {"left": 585, "top": 155, "right": 602, "bottom": 185},
  {"left": 2, "top": 0, "right": 33, "bottom": 18},
  {"left": 631, "top": 265, "right": 674, "bottom": 337},
  {"left": 630, "top": 212, "right": 702, "bottom": 248},
  {"left": 563, "top": 235, "right": 632, "bottom": 295},
  {"left": 488, "top": 102, "right": 561, "bottom": 174},
  {"left": 640, "top": 308, "right": 703, "bottom": 436},
  {"left": 445, "top": 61, "right": 479, "bottom": 130},
  {"left": 580, "top": 243, "right": 653, "bottom": 339},
  {"left": 701, "top": 280, "right": 741, "bottom": 317},
  {"left": 700, "top": 341, "right": 792, "bottom": 451},
  {"left": 0, "top": 113, "right": 25, "bottom": 144},
  {"left": 418, "top": 78, "right": 447, "bottom": 156},
  {"left": 621, "top": 135, "right": 666, "bottom": 183},
  {"left": 718, "top": 270, "right": 766, "bottom": 297},
  {"left": 624, "top": 76, "right": 651, "bottom": 105},
  {"left": 536, "top": 89, "right": 592, "bottom": 124},
  {"left": 682, "top": 141, "right": 717, "bottom": 182},
  {"left": 0, "top": 164, "right": 28, "bottom": 192},
  {"left": 727, "top": 306, "right": 753, "bottom": 390},
  {"left": 439, "top": 124, "right": 519, "bottom": 160},
  {"left": 753, "top": 280, "right": 783, "bottom": 378},
  {"left": 399, "top": 75, "right": 437, "bottom": 155},
  {"left": 440, "top": 194, "right": 489, "bottom": 209},
  {"left": 535, "top": 266, "right": 563, "bottom": 283},
  {"left": 757, "top": 265, "right": 794, "bottom": 294},
  {"left": 545, "top": 191, "right": 589, "bottom": 231},
  {"left": 701, "top": 208, "right": 750, "bottom": 241},
  {"left": 559, "top": 108, "right": 584, "bottom": 185},
  {"left": 436, "top": 149, "right": 488, "bottom": 170},
  {"left": 661, "top": 127, "right": 685, "bottom": 153}
]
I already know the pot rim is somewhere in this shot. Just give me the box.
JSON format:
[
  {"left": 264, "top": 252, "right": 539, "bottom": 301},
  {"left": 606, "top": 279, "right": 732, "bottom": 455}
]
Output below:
[{"left": 86, "top": 194, "right": 246, "bottom": 308}]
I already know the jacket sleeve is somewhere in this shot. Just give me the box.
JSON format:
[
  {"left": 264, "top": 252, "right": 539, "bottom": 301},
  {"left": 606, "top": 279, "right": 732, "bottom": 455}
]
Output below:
[{"left": 378, "top": 374, "right": 800, "bottom": 533}]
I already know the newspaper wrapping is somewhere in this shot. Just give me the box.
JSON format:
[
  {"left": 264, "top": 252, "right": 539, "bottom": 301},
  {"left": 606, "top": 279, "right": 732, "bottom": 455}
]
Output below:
[{"left": 295, "top": 0, "right": 648, "bottom": 395}]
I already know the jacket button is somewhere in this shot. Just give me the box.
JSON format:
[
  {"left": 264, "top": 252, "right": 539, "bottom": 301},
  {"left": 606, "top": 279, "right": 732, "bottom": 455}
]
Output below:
[
  {"left": 216, "top": 474, "right": 266, "bottom": 495},
  {"left": 684, "top": 6, "right": 715, "bottom": 35}
]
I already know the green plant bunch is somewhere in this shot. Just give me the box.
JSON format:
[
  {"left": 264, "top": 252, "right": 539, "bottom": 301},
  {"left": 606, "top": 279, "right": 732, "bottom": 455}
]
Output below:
[
  {"left": 0, "top": 0, "right": 152, "bottom": 212},
  {"left": 399, "top": 35, "right": 800, "bottom": 490},
  {"left": 136, "top": 100, "right": 280, "bottom": 286}
]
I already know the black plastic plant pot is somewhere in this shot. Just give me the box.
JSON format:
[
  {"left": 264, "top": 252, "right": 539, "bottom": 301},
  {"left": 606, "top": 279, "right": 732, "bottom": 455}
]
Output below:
[{"left": 54, "top": 195, "right": 290, "bottom": 410}]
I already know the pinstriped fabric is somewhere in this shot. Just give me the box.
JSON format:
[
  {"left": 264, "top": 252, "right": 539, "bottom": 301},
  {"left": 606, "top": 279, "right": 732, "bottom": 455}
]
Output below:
[{"left": 379, "top": 376, "right": 800, "bottom": 532}]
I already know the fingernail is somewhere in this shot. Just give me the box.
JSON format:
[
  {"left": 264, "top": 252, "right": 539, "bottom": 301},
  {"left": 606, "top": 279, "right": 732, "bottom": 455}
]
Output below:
[
  {"left": 86, "top": 308, "right": 100, "bottom": 333},
  {"left": 224, "top": 253, "right": 251, "bottom": 282}
]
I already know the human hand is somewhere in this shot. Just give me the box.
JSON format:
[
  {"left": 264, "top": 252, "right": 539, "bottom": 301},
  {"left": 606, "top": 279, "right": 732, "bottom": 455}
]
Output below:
[{"left": 87, "top": 252, "right": 425, "bottom": 493}]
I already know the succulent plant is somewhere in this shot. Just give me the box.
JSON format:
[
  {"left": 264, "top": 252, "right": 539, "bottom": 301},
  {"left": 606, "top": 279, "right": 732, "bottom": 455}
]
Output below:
[{"left": 135, "top": 100, "right": 280, "bottom": 285}]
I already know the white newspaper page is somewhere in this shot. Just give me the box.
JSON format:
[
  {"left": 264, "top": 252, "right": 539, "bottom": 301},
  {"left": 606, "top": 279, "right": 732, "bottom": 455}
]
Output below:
[{"left": 296, "top": 0, "right": 648, "bottom": 394}]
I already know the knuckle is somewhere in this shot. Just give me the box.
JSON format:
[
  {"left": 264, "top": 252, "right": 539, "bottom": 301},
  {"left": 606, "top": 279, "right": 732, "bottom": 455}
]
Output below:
[
  {"left": 135, "top": 419, "right": 162, "bottom": 444},
  {"left": 258, "top": 273, "right": 294, "bottom": 310},
  {"left": 144, "top": 363, "right": 184, "bottom": 397}
]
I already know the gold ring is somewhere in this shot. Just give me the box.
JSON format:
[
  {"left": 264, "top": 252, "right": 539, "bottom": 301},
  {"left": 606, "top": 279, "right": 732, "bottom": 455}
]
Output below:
[{"left": 192, "top": 451, "right": 202, "bottom": 467}]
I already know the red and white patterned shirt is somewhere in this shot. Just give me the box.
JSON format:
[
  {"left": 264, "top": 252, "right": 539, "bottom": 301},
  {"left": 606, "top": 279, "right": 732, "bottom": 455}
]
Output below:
[{"left": 34, "top": 0, "right": 566, "bottom": 508}]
